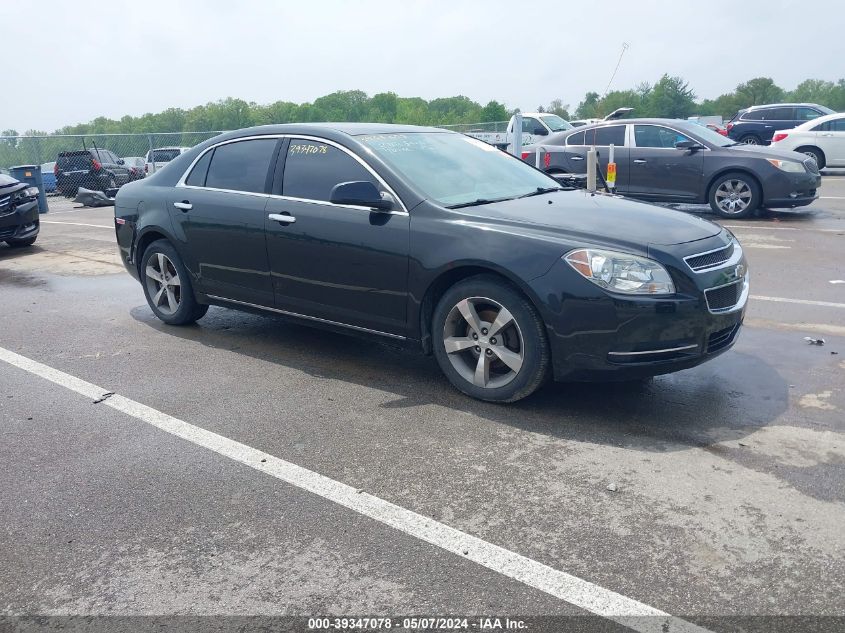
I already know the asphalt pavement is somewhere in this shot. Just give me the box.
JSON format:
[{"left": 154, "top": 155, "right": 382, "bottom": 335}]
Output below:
[{"left": 1, "top": 177, "right": 843, "bottom": 633}]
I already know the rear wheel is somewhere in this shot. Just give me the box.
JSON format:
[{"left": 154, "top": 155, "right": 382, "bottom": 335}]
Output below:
[
  {"left": 432, "top": 275, "right": 550, "bottom": 402},
  {"left": 739, "top": 134, "right": 761, "bottom": 145},
  {"left": 708, "top": 172, "right": 761, "bottom": 219},
  {"left": 797, "top": 146, "right": 825, "bottom": 169},
  {"left": 141, "top": 240, "right": 208, "bottom": 325}
]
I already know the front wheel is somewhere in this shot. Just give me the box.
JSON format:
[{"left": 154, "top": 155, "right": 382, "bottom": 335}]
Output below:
[
  {"left": 708, "top": 172, "right": 761, "bottom": 219},
  {"left": 432, "top": 275, "right": 550, "bottom": 402},
  {"left": 140, "top": 240, "right": 208, "bottom": 325}
]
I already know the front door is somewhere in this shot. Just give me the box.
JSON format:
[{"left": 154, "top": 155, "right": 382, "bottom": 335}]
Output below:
[
  {"left": 265, "top": 138, "right": 410, "bottom": 337},
  {"left": 169, "top": 137, "right": 280, "bottom": 306},
  {"left": 627, "top": 124, "right": 703, "bottom": 200}
]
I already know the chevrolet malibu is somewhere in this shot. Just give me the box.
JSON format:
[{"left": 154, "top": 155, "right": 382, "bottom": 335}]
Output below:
[{"left": 114, "top": 124, "right": 748, "bottom": 402}]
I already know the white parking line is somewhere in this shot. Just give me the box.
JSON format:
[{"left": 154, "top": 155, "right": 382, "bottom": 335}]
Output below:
[
  {"left": 751, "top": 295, "right": 845, "bottom": 309},
  {"left": 723, "top": 224, "right": 843, "bottom": 233},
  {"left": 0, "top": 345, "right": 709, "bottom": 633},
  {"left": 41, "top": 221, "right": 113, "bottom": 229}
]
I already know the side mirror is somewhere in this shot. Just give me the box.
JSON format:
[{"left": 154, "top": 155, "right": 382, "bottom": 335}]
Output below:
[
  {"left": 675, "top": 140, "right": 705, "bottom": 151},
  {"left": 330, "top": 181, "right": 393, "bottom": 211},
  {"left": 533, "top": 127, "right": 549, "bottom": 136}
]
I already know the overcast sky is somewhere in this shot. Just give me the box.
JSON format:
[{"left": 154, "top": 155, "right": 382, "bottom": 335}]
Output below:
[{"left": 3, "top": 0, "right": 843, "bottom": 132}]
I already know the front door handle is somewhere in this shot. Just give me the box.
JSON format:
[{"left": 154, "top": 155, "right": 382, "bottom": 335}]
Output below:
[
  {"left": 268, "top": 213, "right": 296, "bottom": 224},
  {"left": 633, "top": 159, "right": 648, "bottom": 164},
  {"left": 173, "top": 201, "right": 192, "bottom": 211}
]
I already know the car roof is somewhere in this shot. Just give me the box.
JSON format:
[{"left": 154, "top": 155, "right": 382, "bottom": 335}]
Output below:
[
  {"left": 566, "top": 118, "right": 693, "bottom": 129},
  {"left": 744, "top": 102, "right": 829, "bottom": 111},
  {"left": 213, "top": 123, "right": 450, "bottom": 139}
]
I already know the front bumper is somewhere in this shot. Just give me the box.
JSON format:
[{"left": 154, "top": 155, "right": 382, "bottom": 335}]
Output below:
[
  {"left": 530, "top": 238, "right": 748, "bottom": 382},
  {"left": 762, "top": 170, "right": 821, "bottom": 208},
  {"left": 0, "top": 198, "right": 40, "bottom": 242}
]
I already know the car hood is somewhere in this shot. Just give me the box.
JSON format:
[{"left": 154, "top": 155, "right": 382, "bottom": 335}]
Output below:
[
  {"left": 454, "top": 190, "right": 722, "bottom": 249},
  {"left": 0, "top": 174, "right": 26, "bottom": 194},
  {"left": 725, "top": 143, "right": 810, "bottom": 162}
]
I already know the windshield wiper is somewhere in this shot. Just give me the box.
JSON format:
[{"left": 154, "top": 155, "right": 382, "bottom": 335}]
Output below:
[
  {"left": 518, "top": 186, "right": 564, "bottom": 199},
  {"left": 445, "top": 197, "right": 513, "bottom": 209}
]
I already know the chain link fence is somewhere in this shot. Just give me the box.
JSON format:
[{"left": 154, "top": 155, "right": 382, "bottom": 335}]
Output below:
[{"left": 0, "top": 132, "right": 225, "bottom": 195}]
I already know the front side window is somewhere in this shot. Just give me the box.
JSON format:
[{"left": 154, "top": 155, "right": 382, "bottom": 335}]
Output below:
[
  {"left": 584, "top": 125, "right": 626, "bottom": 147},
  {"left": 204, "top": 139, "right": 277, "bottom": 193},
  {"left": 634, "top": 125, "right": 693, "bottom": 148},
  {"left": 282, "top": 140, "right": 377, "bottom": 202},
  {"left": 359, "top": 132, "right": 559, "bottom": 208}
]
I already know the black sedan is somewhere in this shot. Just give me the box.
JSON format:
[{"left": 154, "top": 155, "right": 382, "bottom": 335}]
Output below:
[
  {"left": 114, "top": 123, "right": 748, "bottom": 402},
  {"left": 0, "top": 174, "right": 40, "bottom": 247},
  {"left": 522, "top": 118, "right": 821, "bottom": 218}
]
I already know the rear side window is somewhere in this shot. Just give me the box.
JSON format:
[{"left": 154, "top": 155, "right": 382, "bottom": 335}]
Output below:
[
  {"left": 185, "top": 150, "right": 213, "bottom": 187},
  {"left": 584, "top": 125, "right": 626, "bottom": 146},
  {"left": 764, "top": 107, "right": 794, "bottom": 120},
  {"left": 204, "top": 139, "right": 277, "bottom": 193},
  {"left": 282, "top": 140, "right": 377, "bottom": 202},
  {"left": 566, "top": 131, "right": 586, "bottom": 146},
  {"left": 151, "top": 149, "right": 182, "bottom": 163}
]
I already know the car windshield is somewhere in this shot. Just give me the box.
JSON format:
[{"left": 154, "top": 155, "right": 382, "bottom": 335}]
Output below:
[
  {"left": 151, "top": 149, "right": 181, "bottom": 162},
  {"left": 680, "top": 123, "right": 734, "bottom": 147},
  {"left": 539, "top": 115, "right": 573, "bottom": 132},
  {"left": 359, "top": 132, "right": 560, "bottom": 207}
]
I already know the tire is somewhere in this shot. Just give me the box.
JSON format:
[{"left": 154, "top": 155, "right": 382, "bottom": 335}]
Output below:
[
  {"left": 432, "top": 275, "right": 550, "bottom": 402},
  {"left": 797, "top": 146, "right": 825, "bottom": 170},
  {"left": 5, "top": 235, "right": 37, "bottom": 248},
  {"left": 140, "top": 239, "right": 208, "bottom": 325},
  {"left": 708, "top": 171, "right": 761, "bottom": 219},
  {"left": 104, "top": 176, "right": 117, "bottom": 193},
  {"left": 739, "top": 134, "right": 761, "bottom": 145}
]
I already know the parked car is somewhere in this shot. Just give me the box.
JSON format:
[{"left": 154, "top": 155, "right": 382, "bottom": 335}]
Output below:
[
  {"left": 41, "top": 162, "right": 57, "bottom": 193},
  {"left": 522, "top": 118, "right": 821, "bottom": 218},
  {"left": 115, "top": 123, "right": 748, "bottom": 402},
  {"left": 768, "top": 112, "right": 845, "bottom": 169},
  {"left": 726, "top": 103, "right": 834, "bottom": 145},
  {"left": 55, "top": 149, "right": 131, "bottom": 197},
  {"left": 0, "top": 173, "right": 40, "bottom": 247},
  {"left": 121, "top": 156, "right": 147, "bottom": 181},
  {"left": 144, "top": 147, "right": 190, "bottom": 175}
]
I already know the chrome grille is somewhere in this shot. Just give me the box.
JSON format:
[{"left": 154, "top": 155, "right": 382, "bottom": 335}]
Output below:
[
  {"left": 705, "top": 281, "right": 742, "bottom": 312},
  {"left": 804, "top": 158, "right": 820, "bottom": 174},
  {"left": 684, "top": 243, "right": 734, "bottom": 272}
]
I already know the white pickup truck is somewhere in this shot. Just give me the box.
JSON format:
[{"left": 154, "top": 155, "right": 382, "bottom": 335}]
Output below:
[{"left": 463, "top": 113, "right": 574, "bottom": 150}]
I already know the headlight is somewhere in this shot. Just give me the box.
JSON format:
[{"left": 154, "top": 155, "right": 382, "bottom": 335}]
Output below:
[
  {"left": 767, "top": 158, "right": 806, "bottom": 173},
  {"left": 564, "top": 248, "right": 675, "bottom": 295},
  {"left": 16, "top": 186, "right": 39, "bottom": 200}
]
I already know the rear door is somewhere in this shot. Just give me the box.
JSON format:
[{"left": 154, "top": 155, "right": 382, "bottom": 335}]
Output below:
[
  {"left": 170, "top": 137, "right": 280, "bottom": 306},
  {"left": 264, "top": 137, "right": 410, "bottom": 336},
  {"left": 759, "top": 107, "right": 795, "bottom": 142},
  {"left": 561, "top": 126, "right": 629, "bottom": 191},
  {"left": 628, "top": 124, "right": 703, "bottom": 200}
]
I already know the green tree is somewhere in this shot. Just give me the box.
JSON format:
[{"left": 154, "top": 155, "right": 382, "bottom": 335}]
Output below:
[
  {"left": 575, "top": 92, "right": 600, "bottom": 119},
  {"left": 646, "top": 75, "right": 696, "bottom": 118},
  {"left": 734, "top": 77, "right": 784, "bottom": 106},
  {"left": 480, "top": 100, "right": 509, "bottom": 122}
]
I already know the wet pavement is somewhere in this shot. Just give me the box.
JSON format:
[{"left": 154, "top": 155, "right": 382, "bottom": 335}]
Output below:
[{"left": 1, "top": 180, "right": 844, "bottom": 631}]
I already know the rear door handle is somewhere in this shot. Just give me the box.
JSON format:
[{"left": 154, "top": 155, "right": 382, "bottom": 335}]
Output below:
[
  {"left": 570, "top": 155, "right": 584, "bottom": 161},
  {"left": 173, "top": 201, "right": 192, "bottom": 211},
  {"left": 268, "top": 213, "right": 296, "bottom": 224},
  {"left": 633, "top": 159, "right": 647, "bottom": 164}
]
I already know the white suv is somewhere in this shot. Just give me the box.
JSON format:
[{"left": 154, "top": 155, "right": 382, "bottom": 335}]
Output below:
[{"left": 144, "top": 147, "right": 191, "bottom": 175}]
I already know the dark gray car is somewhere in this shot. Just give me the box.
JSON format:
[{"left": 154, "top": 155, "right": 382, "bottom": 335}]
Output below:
[{"left": 522, "top": 118, "right": 821, "bottom": 218}]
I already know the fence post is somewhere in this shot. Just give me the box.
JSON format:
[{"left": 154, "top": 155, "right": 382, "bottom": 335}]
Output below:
[
  {"left": 512, "top": 113, "right": 523, "bottom": 158},
  {"left": 147, "top": 134, "right": 154, "bottom": 173},
  {"left": 586, "top": 148, "right": 597, "bottom": 192}
]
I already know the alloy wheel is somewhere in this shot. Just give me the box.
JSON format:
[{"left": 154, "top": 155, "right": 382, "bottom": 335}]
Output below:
[
  {"left": 714, "top": 179, "right": 752, "bottom": 215},
  {"left": 741, "top": 137, "right": 759, "bottom": 145},
  {"left": 145, "top": 253, "right": 181, "bottom": 315},
  {"left": 442, "top": 297, "right": 524, "bottom": 389}
]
